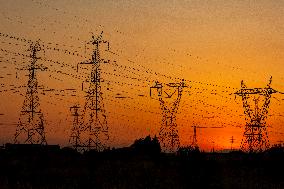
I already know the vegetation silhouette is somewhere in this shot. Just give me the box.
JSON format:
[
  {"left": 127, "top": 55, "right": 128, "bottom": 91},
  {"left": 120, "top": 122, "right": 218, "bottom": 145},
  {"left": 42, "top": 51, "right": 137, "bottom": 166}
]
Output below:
[
  {"left": 130, "top": 135, "right": 161, "bottom": 156},
  {"left": 178, "top": 145, "right": 200, "bottom": 156},
  {"left": 0, "top": 140, "right": 284, "bottom": 188}
]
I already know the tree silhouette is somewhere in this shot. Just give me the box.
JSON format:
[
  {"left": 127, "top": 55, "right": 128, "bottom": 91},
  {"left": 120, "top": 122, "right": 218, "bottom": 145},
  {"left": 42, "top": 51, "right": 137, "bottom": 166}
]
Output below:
[{"left": 131, "top": 135, "right": 161, "bottom": 156}]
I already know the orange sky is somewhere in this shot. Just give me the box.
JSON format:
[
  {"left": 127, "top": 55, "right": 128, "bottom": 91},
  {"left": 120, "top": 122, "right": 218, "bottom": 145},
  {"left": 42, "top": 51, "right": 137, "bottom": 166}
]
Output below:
[{"left": 0, "top": 0, "right": 284, "bottom": 151}]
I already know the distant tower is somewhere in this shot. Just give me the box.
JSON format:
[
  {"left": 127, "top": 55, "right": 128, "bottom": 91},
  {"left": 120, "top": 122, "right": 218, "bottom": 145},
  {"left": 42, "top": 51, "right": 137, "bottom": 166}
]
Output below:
[
  {"left": 69, "top": 105, "right": 81, "bottom": 151},
  {"left": 77, "top": 32, "right": 110, "bottom": 152},
  {"left": 150, "top": 80, "right": 188, "bottom": 152},
  {"left": 14, "top": 41, "right": 47, "bottom": 144},
  {"left": 192, "top": 125, "right": 198, "bottom": 148},
  {"left": 230, "top": 136, "right": 234, "bottom": 151},
  {"left": 235, "top": 77, "right": 280, "bottom": 153}
]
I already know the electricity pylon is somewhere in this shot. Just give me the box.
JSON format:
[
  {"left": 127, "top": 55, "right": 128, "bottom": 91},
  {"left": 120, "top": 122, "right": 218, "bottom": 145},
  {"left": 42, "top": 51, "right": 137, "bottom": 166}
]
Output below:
[
  {"left": 69, "top": 105, "right": 81, "bottom": 151},
  {"left": 150, "top": 79, "right": 187, "bottom": 152},
  {"left": 235, "top": 77, "right": 280, "bottom": 153},
  {"left": 77, "top": 32, "right": 109, "bottom": 152},
  {"left": 14, "top": 41, "right": 47, "bottom": 145}
]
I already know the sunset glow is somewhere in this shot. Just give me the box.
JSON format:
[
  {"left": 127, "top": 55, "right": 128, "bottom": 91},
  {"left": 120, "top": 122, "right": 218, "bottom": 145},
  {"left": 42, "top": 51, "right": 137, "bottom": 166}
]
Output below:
[{"left": 0, "top": 0, "right": 283, "bottom": 151}]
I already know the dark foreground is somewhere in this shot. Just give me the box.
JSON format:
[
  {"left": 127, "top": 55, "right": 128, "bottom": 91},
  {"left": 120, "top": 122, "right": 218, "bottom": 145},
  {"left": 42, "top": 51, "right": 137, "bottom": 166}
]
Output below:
[{"left": 0, "top": 147, "right": 284, "bottom": 189}]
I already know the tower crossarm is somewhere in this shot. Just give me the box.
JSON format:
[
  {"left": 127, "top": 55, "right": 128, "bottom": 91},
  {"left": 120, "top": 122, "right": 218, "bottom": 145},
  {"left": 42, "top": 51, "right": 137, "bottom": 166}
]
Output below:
[
  {"left": 166, "top": 81, "right": 187, "bottom": 88},
  {"left": 235, "top": 87, "right": 278, "bottom": 96},
  {"left": 150, "top": 81, "right": 163, "bottom": 97}
]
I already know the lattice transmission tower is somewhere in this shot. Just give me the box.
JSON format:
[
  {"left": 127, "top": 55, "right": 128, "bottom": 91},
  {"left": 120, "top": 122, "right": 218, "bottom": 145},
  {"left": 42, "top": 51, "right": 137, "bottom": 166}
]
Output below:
[
  {"left": 15, "top": 41, "right": 47, "bottom": 144},
  {"left": 150, "top": 80, "right": 188, "bottom": 152},
  {"left": 235, "top": 77, "right": 281, "bottom": 153},
  {"left": 77, "top": 32, "right": 110, "bottom": 152},
  {"left": 69, "top": 105, "right": 81, "bottom": 151}
]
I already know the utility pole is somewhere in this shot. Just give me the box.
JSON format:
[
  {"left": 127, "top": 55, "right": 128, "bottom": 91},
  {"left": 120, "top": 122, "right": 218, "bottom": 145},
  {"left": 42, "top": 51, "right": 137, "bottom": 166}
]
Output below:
[
  {"left": 150, "top": 79, "right": 187, "bottom": 152},
  {"left": 14, "top": 41, "right": 47, "bottom": 145},
  {"left": 77, "top": 32, "right": 109, "bottom": 152},
  {"left": 235, "top": 77, "right": 282, "bottom": 153}
]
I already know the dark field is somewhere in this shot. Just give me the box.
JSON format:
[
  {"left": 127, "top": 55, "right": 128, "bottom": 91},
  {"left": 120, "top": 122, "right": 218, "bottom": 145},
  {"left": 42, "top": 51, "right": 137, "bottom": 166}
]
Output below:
[{"left": 0, "top": 147, "right": 284, "bottom": 189}]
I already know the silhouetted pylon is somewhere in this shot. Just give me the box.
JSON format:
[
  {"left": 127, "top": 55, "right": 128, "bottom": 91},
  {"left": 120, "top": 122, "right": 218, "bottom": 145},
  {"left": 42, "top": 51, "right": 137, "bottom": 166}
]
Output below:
[
  {"left": 150, "top": 79, "right": 188, "bottom": 152},
  {"left": 77, "top": 32, "right": 110, "bottom": 152},
  {"left": 15, "top": 41, "right": 47, "bottom": 144},
  {"left": 235, "top": 77, "right": 281, "bottom": 153},
  {"left": 69, "top": 105, "right": 81, "bottom": 151}
]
